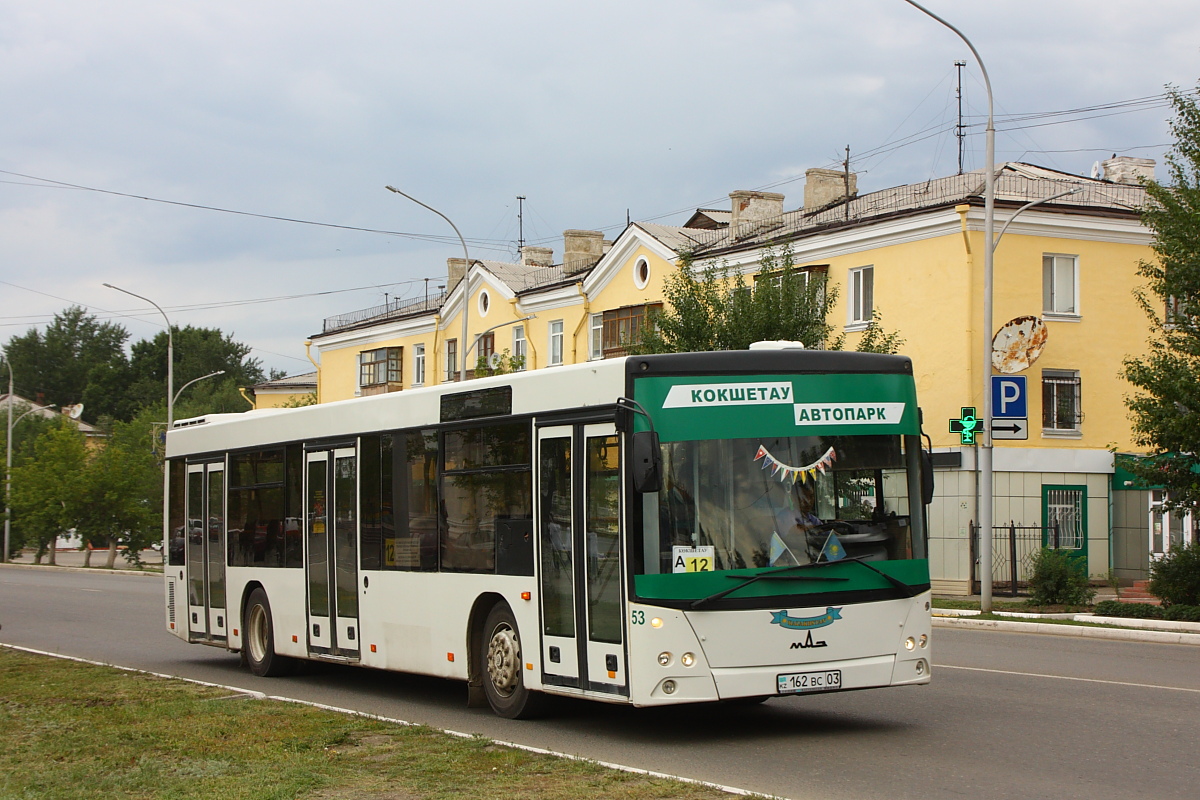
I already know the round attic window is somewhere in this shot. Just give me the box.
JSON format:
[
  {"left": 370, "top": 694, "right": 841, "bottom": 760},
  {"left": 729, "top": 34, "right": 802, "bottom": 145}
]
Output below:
[
  {"left": 478, "top": 290, "right": 491, "bottom": 317},
  {"left": 633, "top": 257, "right": 651, "bottom": 289}
]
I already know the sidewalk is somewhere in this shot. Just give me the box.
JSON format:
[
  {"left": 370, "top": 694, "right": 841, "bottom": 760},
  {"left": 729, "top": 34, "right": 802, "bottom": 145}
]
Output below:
[{"left": 3, "top": 548, "right": 163, "bottom": 576}]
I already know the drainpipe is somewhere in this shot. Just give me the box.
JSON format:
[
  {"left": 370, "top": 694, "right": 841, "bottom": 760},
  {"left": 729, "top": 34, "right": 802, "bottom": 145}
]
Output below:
[
  {"left": 237, "top": 387, "right": 255, "bottom": 408},
  {"left": 955, "top": 204, "right": 980, "bottom": 572},
  {"left": 569, "top": 282, "right": 590, "bottom": 363},
  {"left": 430, "top": 314, "right": 442, "bottom": 386},
  {"left": 304, "top": 340, "right": 321, "bottom": 404}
]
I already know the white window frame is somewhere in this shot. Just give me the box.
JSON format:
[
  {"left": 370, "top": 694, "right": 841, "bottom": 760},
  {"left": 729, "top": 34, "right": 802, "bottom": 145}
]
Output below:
[
  {"left": 847, "top": 265, "right": 874, "bottom": 328},
  {"left": 512, "top": 325, "right": 526, "bottom": 370},
  {"left": 589, "top": 313, "right": 603, "bottom": 360},
  {"left": 549, "top": 320, "right": 564, "bottom": 366},
  {"left": 1043, "top": 253, "right": 1080, "bottom": 318},
  {"left": 413, "top": 343, "right": 426, "bottom": 386}
]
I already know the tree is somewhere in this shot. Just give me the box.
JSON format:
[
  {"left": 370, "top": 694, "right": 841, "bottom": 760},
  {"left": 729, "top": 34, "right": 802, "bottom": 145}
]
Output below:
[
  {"left": 1122, "top": 83, "right": 1200, "bottom": 504},
  {"left": 121, "top": 325, "right": 267, "bottom": 416},
  {"left": 632, "top": 246, "right": 903, "bottom": 355},
  {"left": 4, "top": 307, "right": 130, "bottom": 421},
  {"left": 76, "top": 411, "right": 162, "bottom": 568},
  {"left": 10, "top": 419, "right": 87, "bottom": 564}
]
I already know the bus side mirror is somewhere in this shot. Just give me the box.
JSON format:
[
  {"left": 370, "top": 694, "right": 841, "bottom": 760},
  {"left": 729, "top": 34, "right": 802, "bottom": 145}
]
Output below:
[
  {"left": 632, "top": 430, "right": 662, "bottom": 493},
  {"left": 921, "top": 450, "right": 935, "bottom": 506}
]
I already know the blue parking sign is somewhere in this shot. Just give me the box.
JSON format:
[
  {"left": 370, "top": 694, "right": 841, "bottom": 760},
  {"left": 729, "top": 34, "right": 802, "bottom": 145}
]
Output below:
[{"left": 991, "top": 376, "right": 1027, "bottom": 419}]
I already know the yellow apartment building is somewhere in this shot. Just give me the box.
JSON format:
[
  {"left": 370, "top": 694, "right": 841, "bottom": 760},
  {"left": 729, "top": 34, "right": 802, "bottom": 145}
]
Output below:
[{"left": 307, "top": 157, "right": 1167, "bottom": 592}]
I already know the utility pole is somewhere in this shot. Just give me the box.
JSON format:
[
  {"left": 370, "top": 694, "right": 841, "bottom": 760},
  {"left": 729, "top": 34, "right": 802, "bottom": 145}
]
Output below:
[{"left": 955, "top": 60, "right": 967, "bottom": 175}]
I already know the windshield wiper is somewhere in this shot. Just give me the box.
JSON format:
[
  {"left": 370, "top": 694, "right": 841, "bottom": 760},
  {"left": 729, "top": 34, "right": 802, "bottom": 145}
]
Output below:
[
  {"left": 689, "top": 564, "right": 848, "bottom": 609},
  {"left": 802, "top": 556, "right": 920, "bottom": 598}
]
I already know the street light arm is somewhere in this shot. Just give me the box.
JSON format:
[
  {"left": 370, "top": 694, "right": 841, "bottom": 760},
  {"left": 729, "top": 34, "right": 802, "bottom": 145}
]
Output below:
[
  {"left": 993, "top": 187, "right": 1084, "bottom": 248},
  {"left": 12, "top": 403, "right": 57, "bottom": 427},
  {"left": 385, "top": 186, "right": 472, "bottom": 382},
  {"left": 464, "top": 315, "right": 537, "bottom": 360},
  {"left": 172, "top": 370, "right": 226, "bottom": 407},
  {"left": 104, "top": 282, "right": 174, "bottom": 428}
]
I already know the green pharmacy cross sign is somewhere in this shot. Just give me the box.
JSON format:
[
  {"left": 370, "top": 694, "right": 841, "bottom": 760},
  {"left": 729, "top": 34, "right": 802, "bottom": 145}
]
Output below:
[{"left": 949, "top": 407, "right": 984, "bottom": 445}]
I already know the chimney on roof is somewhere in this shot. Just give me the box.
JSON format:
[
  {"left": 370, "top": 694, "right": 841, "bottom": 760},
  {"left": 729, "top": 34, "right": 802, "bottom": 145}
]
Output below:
[
  {"left": 520, "top": 246, "right": 553, "bottom": 268},
  {"left": 804, "top": 168, "right": 857, "bottom": 210},
  {"left": 562, "top": 230, "right": 604, "bottom": 275},
  {"left": 1102, "top": 156, "right": 1155, "bottom": 185},
  {"left": 729, "top": 190, "right": 785, "bottom": 238},
  {"left": 447, "top": 257, "right": 467, "bottom": 292}
]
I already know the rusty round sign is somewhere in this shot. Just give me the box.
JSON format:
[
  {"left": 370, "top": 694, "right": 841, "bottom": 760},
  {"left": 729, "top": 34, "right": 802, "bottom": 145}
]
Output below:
[{"left": 991, "top": 315, "right": 1048, "bottom": 374}]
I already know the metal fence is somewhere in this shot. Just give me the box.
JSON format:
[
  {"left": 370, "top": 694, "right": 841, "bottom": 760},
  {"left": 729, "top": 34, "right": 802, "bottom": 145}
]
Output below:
[
  {"left": 969, "top": 522, "right": 1064, "bottom": 597},
  {"left": 323, "top": 291, "right": 448, "bottom": 334}
]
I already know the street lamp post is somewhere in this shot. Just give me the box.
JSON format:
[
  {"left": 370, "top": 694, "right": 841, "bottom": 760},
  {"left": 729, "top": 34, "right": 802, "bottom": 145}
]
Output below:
[
  {"left": 903, "top": 0, "right": 998, "bottom": 611},
  {"left": 103, "top": 284, "right": 174, "bottom": 428},
  {"left": 3, "top": 395, "right": 56, "bottom": 563},
  {"left": 384, "top": 186, "right": 472, "bottom": 383}
]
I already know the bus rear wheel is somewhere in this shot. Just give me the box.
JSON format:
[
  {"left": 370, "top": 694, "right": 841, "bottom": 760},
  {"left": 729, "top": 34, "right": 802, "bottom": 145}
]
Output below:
[
  {"left": 480, "top": 604, "right": 544, "bottom": 719},
  {"left": 245, "top": 588, "right": 295, "bottom": 677}
]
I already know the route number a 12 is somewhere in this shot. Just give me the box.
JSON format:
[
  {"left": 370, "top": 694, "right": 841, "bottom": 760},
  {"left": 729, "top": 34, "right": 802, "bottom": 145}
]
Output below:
[{"left": 672, "top": 545, "right": 716, "bottom": 573}]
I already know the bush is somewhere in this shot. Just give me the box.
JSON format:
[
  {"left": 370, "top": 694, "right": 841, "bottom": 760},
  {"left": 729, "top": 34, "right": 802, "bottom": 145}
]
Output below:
[
  {"left": 1092, "top": 600, "right": 1164, "bottom": 619},
  {"left": 1162, "top": 604, "right": 1200, "bottom": 622},
  {"left": 1148, "top": 540, "right": 1200, "bottom": 606},
  {"left": 1026, "top": 548, "right": 1095, "bottom": 606}
]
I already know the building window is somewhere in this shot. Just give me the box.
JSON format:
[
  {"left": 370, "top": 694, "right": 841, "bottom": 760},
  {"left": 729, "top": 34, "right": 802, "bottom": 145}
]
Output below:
[
  {"left": 478, "top": 332, "right": 495, "bottom": 369},
  {"left": 1043, "top": 254, "right": 1079, "bottom": 316},
  {"left": 602, "top": 303, "right": 661, "bottom": 358},
  {"left": 633, "top": 257, "right": 651, "bottom": 289},
  {"left": 1042, "top": 369, "right": 1081, "bottom": 431},
  {"left": 589, "top": 313, "right": 603, "bottom": 360},
  {"left": 359, "top": 347, "right": 402, "bottom": 395},
  {"left": 512, "top": 326, "right": 526, "bottom": 370},
  {"left": 478, "top": 290, "right": 491, "bottom": 317},
  {"left": 445, "top": 339, "right": 458, "bottom": 381},
  {"left": 848, "top": 266, "right": 873, "bottom": 325},
  {"left": 413, "top": 344, "right": 425, "bottom": 386},
  {"left": 549, "top": 320, "right": 564, "bottom": 366}
]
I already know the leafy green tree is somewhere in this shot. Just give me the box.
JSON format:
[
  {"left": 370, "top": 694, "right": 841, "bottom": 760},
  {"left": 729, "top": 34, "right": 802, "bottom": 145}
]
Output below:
[
  {"left": 1122, "top": 83, "right": 1200, "bottom": 504},
  {"left": 632, "top": 246, "right": 902, "bottom": 355},
  {"left": 123, "top": 326, "right": 266, "bottom": 416},
  {"left": 77, "top": 411, "right": 162, "bottom": 568},
  {"left": 4, "top": 307, "right": 130, "bottom": 421},
  {"left": 10, "top": 419, "right": 87, "bottom": 564}
]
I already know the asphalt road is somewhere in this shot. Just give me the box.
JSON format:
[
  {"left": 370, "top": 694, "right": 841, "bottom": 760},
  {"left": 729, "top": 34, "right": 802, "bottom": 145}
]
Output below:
[{"left": 2, "top": 564, "right": 1198, "bottom": 800}]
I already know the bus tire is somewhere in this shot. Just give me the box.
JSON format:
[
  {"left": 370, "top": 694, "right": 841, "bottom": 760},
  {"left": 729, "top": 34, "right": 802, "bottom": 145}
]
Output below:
[
  {"left": 244, "top": 588, "right": 295, "bottom": 677},
  {"left": 480, "top": 603, "right": 544, "bottom": 719}
]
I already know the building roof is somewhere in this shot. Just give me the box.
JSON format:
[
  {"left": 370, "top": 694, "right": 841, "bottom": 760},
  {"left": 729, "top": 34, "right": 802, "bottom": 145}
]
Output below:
[
  {"left": 689, "top": 162, "right": 1149, "bottom": 255},
  {"left": 251, "top": 372, "right": 317, "bottom": 392},
  {"left": 0, "top": 393, "right": 101, "bottom": 434}
]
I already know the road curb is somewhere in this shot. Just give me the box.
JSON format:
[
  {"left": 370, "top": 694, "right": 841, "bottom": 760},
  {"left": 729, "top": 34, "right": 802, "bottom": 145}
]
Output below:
[
  {"left": 0, "top": 562, "right": 161, "bottom": 578},
  {"left": 933, "top": 615, "right": 1200, "bottom": 646}
]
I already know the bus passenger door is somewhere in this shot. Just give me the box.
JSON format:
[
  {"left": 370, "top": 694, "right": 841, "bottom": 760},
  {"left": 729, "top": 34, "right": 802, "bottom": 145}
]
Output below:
[
  {"left": 185, "top": 461, "right": 227, "bottom": 643},
  {"left": 305, "top": 447, "right": 360, "bottom": 660},
  {"left": 536, "top": 423, "right": 626, "bottom": 696},
  {"left": 537, "top": 426, "right": 579, "bottom": 685}
]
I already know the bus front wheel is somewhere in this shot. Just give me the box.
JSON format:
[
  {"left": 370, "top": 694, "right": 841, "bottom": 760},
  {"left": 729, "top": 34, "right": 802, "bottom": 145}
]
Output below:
[
  {"left": 244, "top": 588, "right": 295, "bottom": 677},
  {"left": 480, "top": 604, "right": 544, "bottom": 719}
]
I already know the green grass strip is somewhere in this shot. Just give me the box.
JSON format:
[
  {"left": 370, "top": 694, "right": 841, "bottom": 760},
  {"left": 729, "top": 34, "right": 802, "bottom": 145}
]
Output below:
[{"left": 0, "top": 648, "right": 750, "bottom": 800}]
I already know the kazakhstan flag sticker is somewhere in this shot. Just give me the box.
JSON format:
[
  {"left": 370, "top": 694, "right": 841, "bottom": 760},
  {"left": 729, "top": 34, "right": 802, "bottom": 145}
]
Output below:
[{"left": 770, "top": 607, "right": 843, "bottom": 630}]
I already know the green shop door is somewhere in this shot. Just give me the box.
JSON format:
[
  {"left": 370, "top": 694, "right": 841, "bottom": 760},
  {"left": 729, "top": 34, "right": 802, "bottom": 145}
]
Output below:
[{"left": 1042, "top": 485, "right": 1088, "bottom": 572}]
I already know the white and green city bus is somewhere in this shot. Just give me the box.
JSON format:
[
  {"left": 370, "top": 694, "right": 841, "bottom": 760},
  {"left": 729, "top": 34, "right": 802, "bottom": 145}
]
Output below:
[{"left": 164, "top": 346, "right": 933, "bottom": 718}]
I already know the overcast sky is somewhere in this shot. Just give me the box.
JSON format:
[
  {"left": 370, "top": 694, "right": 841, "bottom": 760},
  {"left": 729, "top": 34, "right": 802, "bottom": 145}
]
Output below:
[{"left": 2, "top": 0, "right": 1198, "bottom": 378}]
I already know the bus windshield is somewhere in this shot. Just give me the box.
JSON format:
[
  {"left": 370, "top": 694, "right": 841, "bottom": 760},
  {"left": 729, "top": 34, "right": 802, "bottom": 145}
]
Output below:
[{"left": 637, "top": 433, "right": 923, "bottom": 580}]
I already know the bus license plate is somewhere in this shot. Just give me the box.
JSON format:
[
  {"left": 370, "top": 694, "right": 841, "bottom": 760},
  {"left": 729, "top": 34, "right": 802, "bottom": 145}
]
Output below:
[{"left": 777, "top": 670, "right": 841, "bottom": 694}]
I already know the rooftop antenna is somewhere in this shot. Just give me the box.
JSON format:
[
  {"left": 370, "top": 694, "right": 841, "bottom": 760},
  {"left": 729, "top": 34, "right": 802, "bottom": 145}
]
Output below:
[
  {"left": 955, "top": 60, "right": 967, "bottom": 175},
  {"left": 516, "top": 195, "right": 526, "bottom": 254},
  {"left": 424, "top": 277, "right": 430, "bottom": 307}
]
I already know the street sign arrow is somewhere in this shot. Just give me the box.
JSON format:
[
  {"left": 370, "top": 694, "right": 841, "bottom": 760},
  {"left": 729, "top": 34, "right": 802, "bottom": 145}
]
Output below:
[{"left": 990, "top": 418, "right": 1028, "bottom": 440}]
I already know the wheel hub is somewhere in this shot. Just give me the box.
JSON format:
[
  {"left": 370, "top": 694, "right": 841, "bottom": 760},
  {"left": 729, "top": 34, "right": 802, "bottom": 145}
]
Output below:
[{"left": 486, "top": 624, "right": 519, "bottom": 697}]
